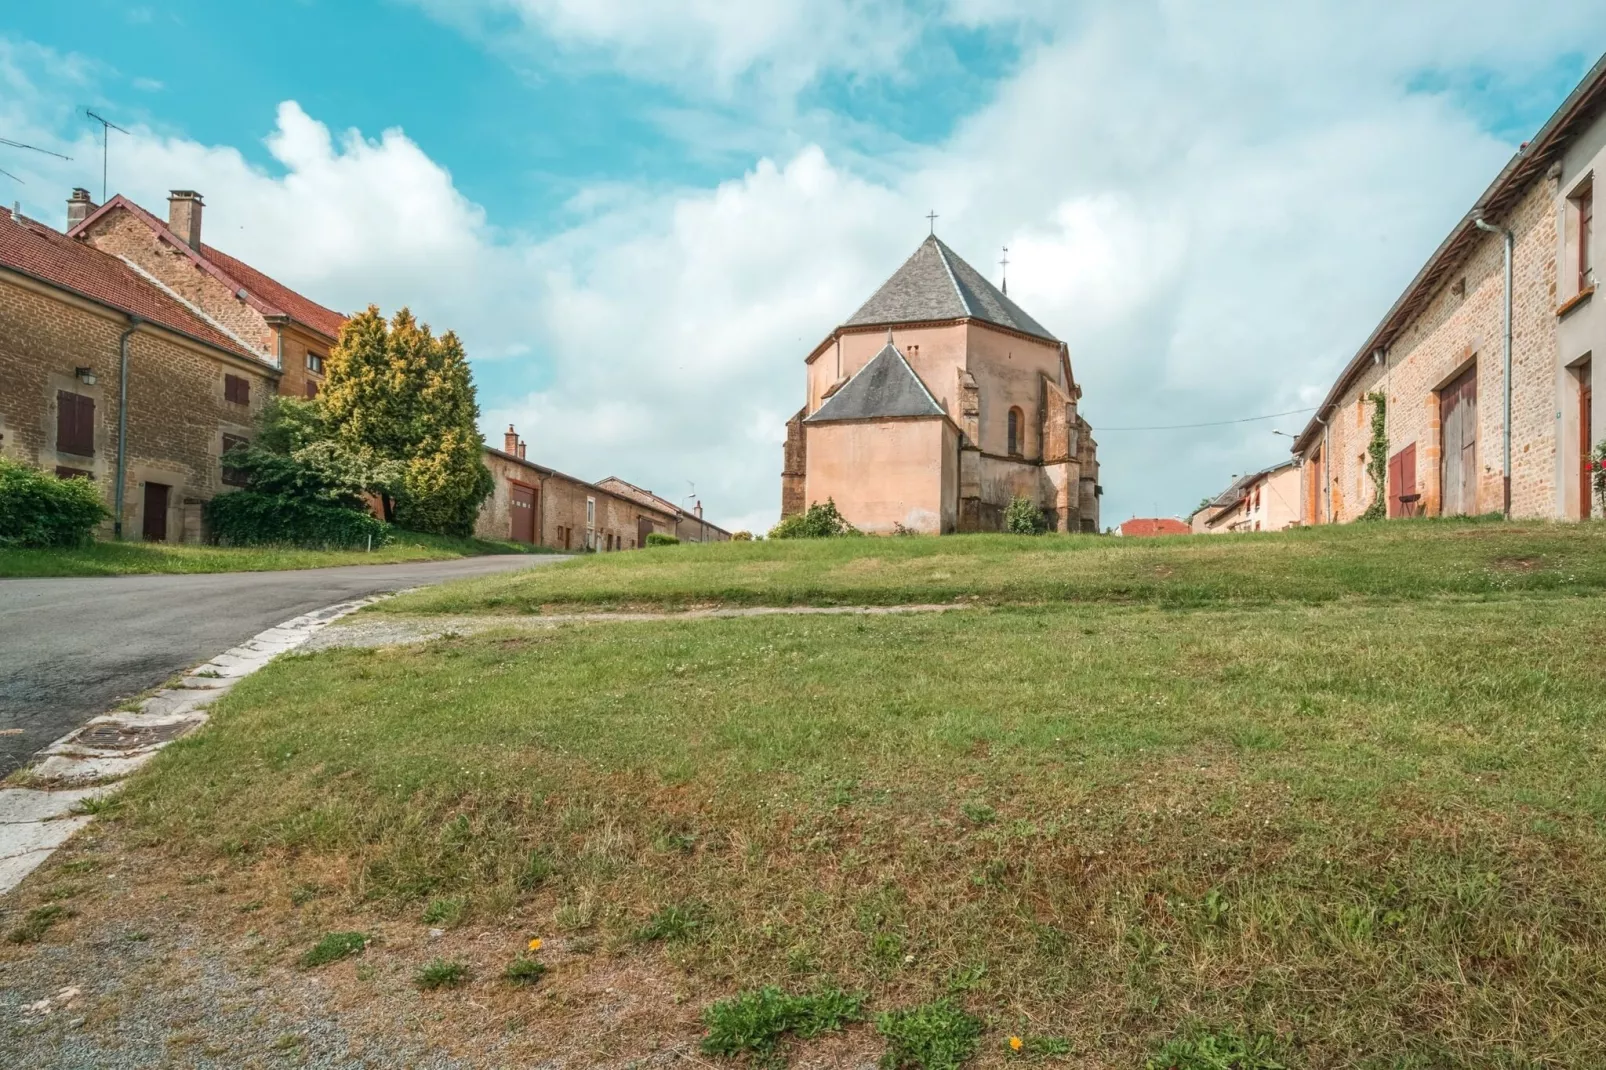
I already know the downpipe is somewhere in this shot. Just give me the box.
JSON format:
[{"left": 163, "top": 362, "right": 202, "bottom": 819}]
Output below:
[
  {"left": 1473, "top": 215, "right": 1514, "bottom": 517},
  {"left": 113, "top": 315, "right": 142, "bottom": 539}
]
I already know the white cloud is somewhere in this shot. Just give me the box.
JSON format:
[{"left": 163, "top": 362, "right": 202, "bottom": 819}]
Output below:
[{"left": 7, "top": 4, "right": 1606, "bottom": 531}]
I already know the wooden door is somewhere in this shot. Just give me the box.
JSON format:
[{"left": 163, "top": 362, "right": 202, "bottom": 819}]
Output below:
[
  {"left": 1388, "top": 443, "right": 1417, "bottom": 518},
  {"left": 142, "top": 483, "right": 170, "bottom": 542},
  {"left": 637, "top": 516, "right": 654, "bottom": 548},
  {"left": 1439, "top": 368, "right": 1478, "bottom": 516},
  {"left": 509, "top": 484, "right": 536, "bottom": 544},
  {"left": 1583, "top": 368, "right": 1594, "bottom": 519},
  {"left": 1306, "top": 448, "right": 1322, "bottom": 524}
]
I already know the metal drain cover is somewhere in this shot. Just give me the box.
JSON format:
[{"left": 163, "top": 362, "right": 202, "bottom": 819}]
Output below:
[{"left": 76, "top": 722, "right": 193, "bottom": 750}]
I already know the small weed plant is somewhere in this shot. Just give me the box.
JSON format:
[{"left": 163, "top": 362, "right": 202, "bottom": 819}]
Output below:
[
  {"left": 415, "top": 958, "right": 470, "bottom": 990},
  {"left": 1146, "top": 1029, "right": 1286, "bottom": 1070},
  {"left": 502, "top": 956, "right": 547, "bottom": 985},
  {"left": 299, "top": 931, "right": 368, "bottom": 968},
  {"left": 701, "top": 985, "right": 866, "bottom": 1059},
  {"left": 5, "top": 905, "right": 71, "bottom": 944},
  {"left": 422, "top": 896, "right": 466, "bottom": 926},
  {"left": 633, "top": 902, "right": 706, "bottom": 943},
  {"left": 876, "top": 999, "right": 984, "bottom": 1070}
]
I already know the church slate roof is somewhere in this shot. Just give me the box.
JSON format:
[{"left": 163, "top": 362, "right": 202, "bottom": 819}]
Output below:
[
  {"left": 805, "top": 340, "right": 947, "bottom": 423},
  {"left": 844, "top": 235, "right": 1058, "bottom": 343}
]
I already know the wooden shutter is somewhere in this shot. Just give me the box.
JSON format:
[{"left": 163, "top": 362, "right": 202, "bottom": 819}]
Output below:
[
  {"left": 56, "top": 391, "right": 95, "bottom": 457},
  {"left": 225, "top": 374, "right": 250, "bottom": 404}
]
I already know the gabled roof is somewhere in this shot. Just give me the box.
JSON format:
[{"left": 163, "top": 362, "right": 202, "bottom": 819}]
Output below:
[
  {"left": 0, "top": 209, "right": 271, "bottom": 366},
  {"left": 1292, "top": 50, "right": 1606, "bottom": 453},
  {"left": 844, "top": 235, "right": 1058, "bottom": 343},
  {"left": 805, "top": 339, "right": 947, "bottom": 423},
  {"left": 595, "top": 475, "right": 735, "bottom": 537},
  {"left": 67, "top": 194, "right": 346, "bottom": 343},
  {"left": 1120, "top": 517, "right": 1191, "bottom": 537}
]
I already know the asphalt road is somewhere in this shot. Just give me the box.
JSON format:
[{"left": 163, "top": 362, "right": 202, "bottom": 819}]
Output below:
[{"left": 0, "top": 555, "right": 560, "bottom": 777}]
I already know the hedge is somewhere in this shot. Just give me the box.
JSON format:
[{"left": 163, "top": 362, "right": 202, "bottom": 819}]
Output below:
[
  {"left": 0, "top": 458, "right": 109, "bottom": 548},
  {"left": 205, "top": 490, "right": 391, "bottom": 550},
  {"left": 645, "top": 532, "right": 680, "bottom": 547}
]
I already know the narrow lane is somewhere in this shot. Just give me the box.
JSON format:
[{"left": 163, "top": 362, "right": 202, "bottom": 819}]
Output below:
[{"left": 0, "top": 555, "right": 561, "bottom": 776}]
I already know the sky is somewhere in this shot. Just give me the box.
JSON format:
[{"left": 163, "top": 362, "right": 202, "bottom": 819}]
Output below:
[{"left": 3, "top": 2, "right": 1604, "bottom": 532}]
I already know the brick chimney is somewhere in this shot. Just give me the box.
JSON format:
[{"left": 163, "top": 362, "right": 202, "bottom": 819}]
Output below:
[
  {"left": 517, "top": 439, "right": 527, "bottom": 460},
  {"left": 66, "top": 188, "right": 97, "bottom": 230},
  {"left": 167, "top": 190, "right": 203, "bottom": 249},
  {"left": 504, "top": 424, "right": 519, "bottom": 454},
  {"left": 694, "top": 500, "right": 703, "bottom": 519}
]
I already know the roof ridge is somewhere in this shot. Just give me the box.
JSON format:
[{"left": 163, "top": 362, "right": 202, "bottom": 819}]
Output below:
[{"left": 929, "top": 237, "right": 974, "bottom": 318}]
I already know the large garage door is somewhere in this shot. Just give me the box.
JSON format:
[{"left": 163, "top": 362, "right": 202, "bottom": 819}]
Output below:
[{"left": 510, "top": 484, "right": 536, "bottom": 544}]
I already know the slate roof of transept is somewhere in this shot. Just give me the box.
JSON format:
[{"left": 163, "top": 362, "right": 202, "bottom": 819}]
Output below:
[
  {"left": 843, "top": 235, "right": 1058, "bottom": 343},
  {"left": 805, "top": 340, "right": 947, "bottom": 423}
]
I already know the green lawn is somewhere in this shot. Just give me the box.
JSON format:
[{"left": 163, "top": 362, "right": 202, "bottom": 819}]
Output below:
[
  {"left": 0, "top": 530, "right": 558, "bottom": 578},
  {"left": 376, "top": 517, "right": 1606, "bottom": 614},
  {"left": 81, "top": 522, "right": 1606, "bottom": 1067}
]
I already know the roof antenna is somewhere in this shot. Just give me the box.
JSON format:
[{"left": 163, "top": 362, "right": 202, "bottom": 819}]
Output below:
[
  {"left": 999, "top": 245, "right": 1010, "bottom": 296},
  {"left": 926, "top": 209, "right": 938, "bottom": 236},
  {"left": 85, "top": 109, "right": 130, "bottom": 202}
]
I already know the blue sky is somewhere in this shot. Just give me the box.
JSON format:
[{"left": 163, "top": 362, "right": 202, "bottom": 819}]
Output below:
[{"left": 3, "top": 2, "right": 1604, "bottom": 530}]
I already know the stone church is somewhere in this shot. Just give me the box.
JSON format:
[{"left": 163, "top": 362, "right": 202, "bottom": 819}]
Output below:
[{"left": 781, "top": 234, "right": 1099, "bottom": 534}]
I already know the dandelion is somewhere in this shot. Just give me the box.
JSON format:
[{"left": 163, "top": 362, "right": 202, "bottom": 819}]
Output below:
[
  {"left": 527, "top": 938, "right": 542, "bottom": 952},
  {"left": 1010, "top": 1035, "right": 1023, "bottom": 1052}
]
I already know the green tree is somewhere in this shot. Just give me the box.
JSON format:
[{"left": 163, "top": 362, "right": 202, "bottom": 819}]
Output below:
[{"left": 319, "top": 306, "right": 493, "bottom": 534}]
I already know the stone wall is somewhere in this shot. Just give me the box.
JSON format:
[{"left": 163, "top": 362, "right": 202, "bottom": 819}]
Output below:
[
  {"left": 476, "top": 450, "right": 677, "bottom": 550},
  {"left": 0, "top": 272, "right": 277, "bottom": 540}
]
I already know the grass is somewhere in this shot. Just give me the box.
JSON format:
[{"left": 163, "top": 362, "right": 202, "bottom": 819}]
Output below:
[
  {"left": 0, "top": 529, "right": 556, "bottom": 578},
  {"left": 299, "top": 931, "right": 368, "bottom": 968},
  {"left": 700, "top": 986, "right": 866, "bottom": 1058},
  {"left": 5, "top": 905, "right": 72, "bottom": 944},
  {"left": 374, "top": 517, "right": 1606, "bottom": 614},
  {"left": 502, "top": 956, "right": 547, "bottom": 985},
  {"left": 81, "top": 524, "right": 1606, "bottom": 1064}
]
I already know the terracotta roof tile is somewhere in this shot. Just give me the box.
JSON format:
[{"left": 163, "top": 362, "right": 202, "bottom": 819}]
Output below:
[
  {"left": 199, "top": 242, "right": 347, "bottom": 341},
  {"left": 0, "top": 209, "right": 272, "bottom": 366},
  {"left": 1119, "top": 517, "right": 1191, "bottom": 537}
]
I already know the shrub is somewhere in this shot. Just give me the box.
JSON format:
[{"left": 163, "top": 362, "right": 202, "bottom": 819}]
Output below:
[
  {"left": 0, "top": 458, "right": 109, "bottom": 548},
  {"left": 876, "top": 999, "right": 983, "bottom": 1070},
  {"left": 730, "top": 530, "right": 754, "bottom": 541},
  {"left": 645, "top": 532, "right": 680, "bottom": 547},
  {"left": 769, "top": 499, "right": 858, "bottom": 539},
  {"left": 1003, "top": 496, "right": 1047, "bottom": 535},
  {"left": 205, "top": 491, "right": 390, "bottom": 550}
]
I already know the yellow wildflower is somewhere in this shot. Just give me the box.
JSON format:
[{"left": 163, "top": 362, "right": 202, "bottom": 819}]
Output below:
[
  {"left": 1009, "top": 1036, "right": 1024, "bottom": 1052},
  {"left": 527, "top": 938, "right": 542, "bottom": 952}
]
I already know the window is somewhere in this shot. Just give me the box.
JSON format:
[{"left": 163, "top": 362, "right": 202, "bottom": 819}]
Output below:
[
  {"left": 306, "top": 351, "right": 325, "bottom": 375},
  {"left": 304, "top": 380, "right": 320, "bottom": 399},
  {"left": 55, "top": 390, "right": 95, "bottom": 457},
  {"left": 1578, "top": 181, "right": 1595, "bottom": 293},
  {"left": 221, "top": 434, "right": 250, "bottom": 487},
  {"left": 224, "top": 374, "right": 250, "bottom": 405},
  {"left": 1007, "top": 407, "right": 1024, "bottom": 456}
]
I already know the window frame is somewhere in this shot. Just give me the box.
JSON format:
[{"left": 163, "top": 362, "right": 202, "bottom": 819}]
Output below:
[
  {"left": 306, "top": 350, "right": 325, "bottom": 375},
  {"left": 1578, "top": 180, "right": 1595, "bottom": 293},
  {"left": 1006, "top": 407, "right": 1024, "bottom": 457}
]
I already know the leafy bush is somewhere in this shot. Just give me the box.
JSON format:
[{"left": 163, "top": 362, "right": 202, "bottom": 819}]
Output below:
[
  {"left": 645, "top": 532, "right": 680, "bottom": 547},
  {"left": 701, "top": 985, "right": 865, "bottom": 1057},
  {"left": 1004, "top": 496, "right": 1047, "bottom": 535},
  {"left": 0, "top": 458, "right": 110, "bottom": 548},
  {"left": 730, "top": 530, "right": 754, "bottom": 541},
  {"left": 769, "top": 499, "right": 858, "bottom": 539},
  {"left": 205, "top": 491, "right": 390, "bottom": 550},
  {"left": 877, "top": 1000, "right": 983, "bottom": 1069}
]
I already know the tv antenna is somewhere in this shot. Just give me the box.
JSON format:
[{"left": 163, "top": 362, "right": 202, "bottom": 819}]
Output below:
[
  {"left": 85, "top": 110, "right": 129, "bottom": 202},
  {"left": 0, "top": 167, "right": 20, "bottom": 185},
  {"left": 0, "top": 136, "right": 73, "bottom": 185}
]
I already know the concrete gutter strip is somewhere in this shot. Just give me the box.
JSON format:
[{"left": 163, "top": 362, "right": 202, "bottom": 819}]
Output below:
[{"left": 0, "top": 594, "right": 384, "bottom": 898}]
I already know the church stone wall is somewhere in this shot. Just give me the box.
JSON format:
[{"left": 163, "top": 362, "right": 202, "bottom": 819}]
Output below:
[{"left": 804, "top": 418, "right": 951, "bottom": 534}]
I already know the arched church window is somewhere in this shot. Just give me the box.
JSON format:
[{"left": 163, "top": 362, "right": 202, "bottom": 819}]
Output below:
[{"left": 1007, "top": 407, "right": 1024, "bottom": 457}]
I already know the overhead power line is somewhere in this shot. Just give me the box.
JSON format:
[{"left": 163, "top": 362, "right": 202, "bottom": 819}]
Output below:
[{"left": 1095, "top": 406, "right": 1317, "bottom": 433}]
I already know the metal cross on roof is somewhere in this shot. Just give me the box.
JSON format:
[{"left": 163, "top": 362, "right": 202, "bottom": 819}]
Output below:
[
  {"left": 999, "top": 246, "right": 1010, "bottom": 295},
  {"left": 926, "top": 210, "right": 938, "bottom": 235}
]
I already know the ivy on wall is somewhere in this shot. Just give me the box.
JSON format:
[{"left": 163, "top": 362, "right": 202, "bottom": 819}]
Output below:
[{"left": 1360, "top": 391, "right": 1389, "bottom": 521}]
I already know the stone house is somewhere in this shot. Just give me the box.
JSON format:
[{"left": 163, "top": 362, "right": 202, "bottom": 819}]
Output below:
[
  {"left": 1294, "top": 53, "right": 1606, "bottom": 522},
  {"left": 1193, "top": 461, "right": 1302, "bottom": 534},
  {"left": 0, "top": 206, "right": 279, "bottom": 541},
  {"left": 66, "top": 189, "right": 343, "bottom": 402},
  {"left": 477, "top": 426, "right": 686, "bottom": 551},
  {"left": 782, "top": 235, "right": 1099, "bottom": 534},
  {"left": 593, "top": 477, "right": 732, "bottom": 543}
]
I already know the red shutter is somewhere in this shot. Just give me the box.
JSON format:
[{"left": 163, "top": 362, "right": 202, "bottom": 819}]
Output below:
[{"left": 225, "top": 375, "right": 250, "bottom": 404}]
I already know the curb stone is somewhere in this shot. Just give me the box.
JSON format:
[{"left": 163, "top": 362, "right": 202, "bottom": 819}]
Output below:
[{"left": 0, "top": 594, "right": 386, "bottom": 898}]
